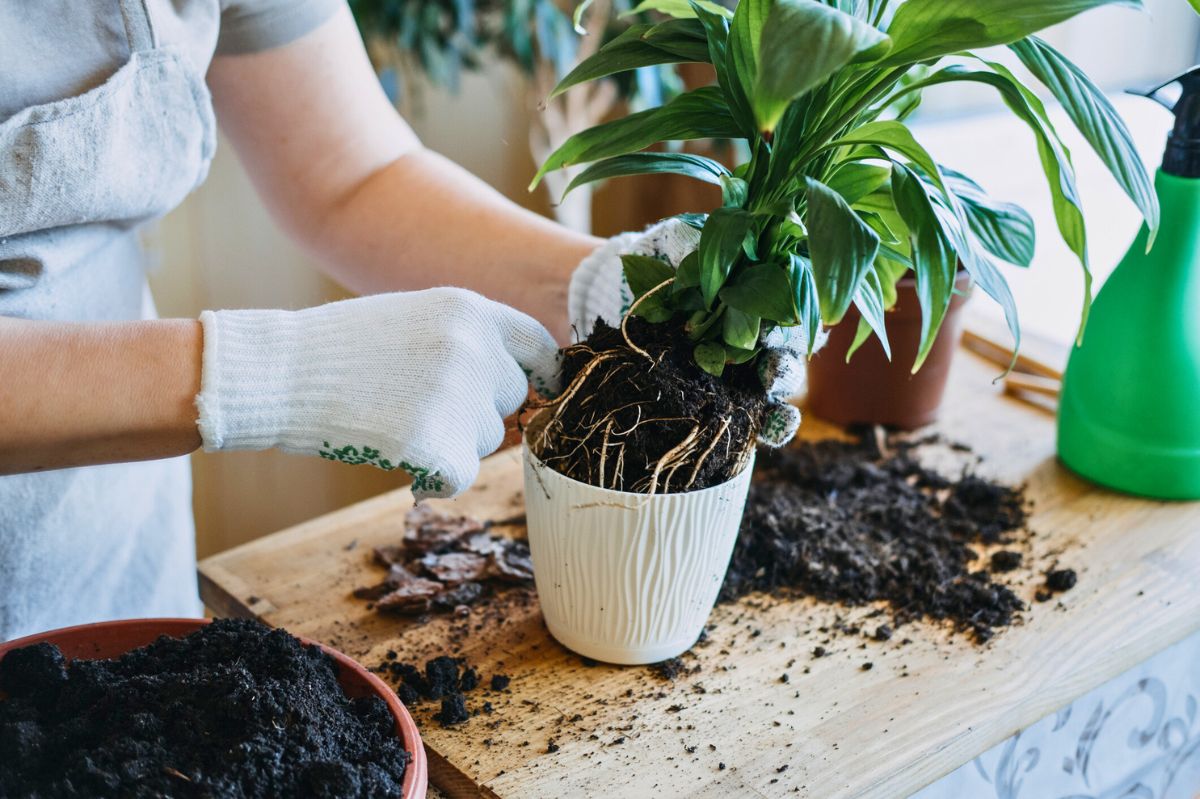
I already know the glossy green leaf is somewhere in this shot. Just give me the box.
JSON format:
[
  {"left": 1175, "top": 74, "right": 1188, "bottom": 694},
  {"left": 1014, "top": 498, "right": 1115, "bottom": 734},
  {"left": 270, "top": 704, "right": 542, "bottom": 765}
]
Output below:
[
  {"left": 907, "top": 62, "right": 1092, "bottom": 336},
  {"left": 850, "top": 258, "right": 892, "bottom": 360},
  {"left": 787, "top": 254, "right": 822, "bottom": 356},
  {"left": 884, "top": 0, "right": 1142, "bottom": 65},
  {"left": 699, "top": 207, "right": 754, "bottom": 305},
  {"left": 621, "top": 254, "right": 676, "bottom": 298},
  {"left": 692, "top": 0, "right": 756, "bottom": 136},
  {"left": 551, "top": 22, "right": 706, "bottom": 99},
  {"left": 727, "top": 0, "right": 768, "bottom": 93},
  {"left": 725, "top": 344, "right": 759, "bottom": 364},
  {"left": 942, "top": 167, "right": 1035, "bottom": 267},
  {"left": 845, "top": 316, "right": 875, "bottom": 362},
  {"left": 624, "top": 0, "right": 732, "bottom": 19},
  {"left": 891, "top": 163, "right": 957, "bottom": 372},
  {"left": 531, "top": 87, "right": 741, "bottom": 189},
  {"left": 1011, "top": 35, "right": 1158, "bottom": 246},
  {"left": 642, "top": 19, "right": 713, "bottom": 62},
  {"left": 565, "top": 152, "right": 730, "bottom": 197},
  {"left": 674, "top": 250, "right": 702, "bottom": 291},
  {"left": 831, "top": 121, "right": 943, "bottom": 193},
  {"left": 721, "top": 175, "right": 749, "bottom": 208},
  {"left": 719, "top": 263, "right": 798, "bottom": 324},
  {"left": 722, "top": 306, "right": 761, "bottom": 349},
  {"left": 694, "top": 341, "right": 727, "bottom": 376},
  {"left": 805, "top": 177, "right": 881, "bottom": 324},
  {"left": 752, "top": 0, "right": 890, "bottom": 132},
  {"left": 826, "top": 163, "right": 891, "bottom": 204}
]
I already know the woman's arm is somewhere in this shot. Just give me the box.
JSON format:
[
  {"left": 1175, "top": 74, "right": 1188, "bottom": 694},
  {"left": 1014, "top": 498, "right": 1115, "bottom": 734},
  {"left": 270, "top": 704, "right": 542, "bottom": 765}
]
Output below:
[
  {"left": 206, "top": 6, "right": 599, "bottom": 344},
  {"left": 0, "top": 317, "right": 202, "bottom": 473}
]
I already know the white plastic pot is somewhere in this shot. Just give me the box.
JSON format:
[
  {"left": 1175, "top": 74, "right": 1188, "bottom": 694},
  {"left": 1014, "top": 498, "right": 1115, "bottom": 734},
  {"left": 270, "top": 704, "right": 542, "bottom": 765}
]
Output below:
[{"left": 522, "top": 431, "right": 754, "bottom": 665}]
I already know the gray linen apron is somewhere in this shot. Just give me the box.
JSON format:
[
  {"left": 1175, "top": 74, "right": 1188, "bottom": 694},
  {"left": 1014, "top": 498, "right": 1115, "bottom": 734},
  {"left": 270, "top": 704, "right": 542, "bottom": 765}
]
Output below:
[{"left": 0, "top": 0, "right": 215, "bottom": 640}]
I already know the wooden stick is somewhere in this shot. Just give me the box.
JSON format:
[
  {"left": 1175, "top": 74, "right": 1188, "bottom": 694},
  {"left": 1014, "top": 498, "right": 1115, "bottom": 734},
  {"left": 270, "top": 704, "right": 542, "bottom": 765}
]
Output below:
[
  {"left": 962, "top": 329, "right": 1063, "bottom": 380},
  {"left": 1004, "top": 372, "right": 1061, "bottom": 399}
]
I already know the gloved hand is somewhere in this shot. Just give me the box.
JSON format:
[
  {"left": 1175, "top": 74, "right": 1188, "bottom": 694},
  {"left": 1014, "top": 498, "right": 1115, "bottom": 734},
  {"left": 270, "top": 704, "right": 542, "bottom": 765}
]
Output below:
[
  {"left": 569, "top": 218, "right": 826, "bottom": 447},
  {"left": 195, "top": 288, "right": 559, "bottom": 500}
]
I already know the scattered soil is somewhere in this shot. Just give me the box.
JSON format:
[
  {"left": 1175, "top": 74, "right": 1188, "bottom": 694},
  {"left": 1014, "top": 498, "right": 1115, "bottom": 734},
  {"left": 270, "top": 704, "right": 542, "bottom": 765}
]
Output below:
[
  {"left": 530, "top": 317, "right": 767, "bottom": 494},
  {"left": 373, "top": 655, "right": 508, "bottom": 729},
  {"left": 0, "top": 619, "right": 409, "bottom": 798},
  {"left": 354, "top": 504, "right": 533, "bottom": 616},
  {"left": 722, "top": 430, "right": 1044, "bottom": 642}
]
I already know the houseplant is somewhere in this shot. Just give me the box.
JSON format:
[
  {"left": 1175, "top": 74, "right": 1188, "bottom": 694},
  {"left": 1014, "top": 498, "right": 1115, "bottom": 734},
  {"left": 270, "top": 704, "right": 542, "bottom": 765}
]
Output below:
[
  {"left": 521, "top": 0, "right": 1158, "bottom": 664},
  {"left": 349, "top": 0, "right": 683, "bottom": 232}
]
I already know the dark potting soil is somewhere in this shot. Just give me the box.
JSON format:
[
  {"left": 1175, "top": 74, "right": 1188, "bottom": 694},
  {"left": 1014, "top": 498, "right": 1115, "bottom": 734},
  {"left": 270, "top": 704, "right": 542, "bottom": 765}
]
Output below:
[
  {"left": 533, "top": 317, "right": 767, "bottom": 493},
  {"left": 374, "top": 654, "right": 507, "bottom": 729},
  {"left": 722, "top": 431, "right": 1040, "bottom": 642},
  {"left": 0, "top": 619, "right": 410, "bottom": 799}
]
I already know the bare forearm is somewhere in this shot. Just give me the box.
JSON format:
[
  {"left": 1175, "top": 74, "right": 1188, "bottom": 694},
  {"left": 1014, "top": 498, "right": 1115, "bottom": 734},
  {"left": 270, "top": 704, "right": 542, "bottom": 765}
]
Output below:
[
  {"left": 308, "top": 149, "right": 598, "bottom": 342},
  {"left": 0, "top": 317, "right": 202, "bottom": 474}
]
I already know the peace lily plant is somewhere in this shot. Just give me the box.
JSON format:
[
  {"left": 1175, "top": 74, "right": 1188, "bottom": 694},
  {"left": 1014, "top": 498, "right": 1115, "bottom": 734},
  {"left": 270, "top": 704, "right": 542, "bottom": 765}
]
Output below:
[{"left": 533, "top": 0, "right": 1159, "bottom": 376}]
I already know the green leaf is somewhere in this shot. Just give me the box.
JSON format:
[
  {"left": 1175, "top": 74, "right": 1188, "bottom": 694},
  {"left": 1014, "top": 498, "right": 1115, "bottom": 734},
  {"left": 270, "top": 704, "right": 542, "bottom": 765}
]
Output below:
[
  {"left": 699, "top": 207, "right": 754, "bottom": 305},
  {"left": 674, "top": 251, "right": 702, "bottom": 291},
  {"left": 727, "top": 0, "right": 769, "bottom": 94},
  {"left": 621, "top": 254, "right": 676, "bottom": 297},
  {"left": 806, "top": 177, "right": 881, "bottom": 324},
  {"left": 720, "top": 175, "right": 749, "bottom": 208},
  {"left": 694, "top": 341, "right": 727, "bottom": 376},
  {"left": 891, "top": 163, "right": 957, "bottom": 372},
  {"left": 883, "top": 0, "right": 1142, "bottom": 65},
  {"left": 532, "top": 87, "right": 742, "bottom": 189},
  {"left": 551, "top": 22, "right": 707, "bottom": 99},
  {"left": 831, "top": 121, "right": 943, "bottom": 193},
  {"left": 787, "top": 254, "right": 822, "bottom": 356},
  {"left": 722, "top": 306, "right": 761, "bottom": 349},
  {"left": 906, "top": 62, "right": 1092, "bottom": 337},
  {"left": 719, "top": 263, "right": 798, "bottom": 323},
  {"left": 752, "top": 0, "right": 890, "bottom": 132},
  {"left": 692, "top": 0, "right": 756, "bottom": 137},
  {"left": 565, "top": 153, "right": 731, "bottom": 197},
  {"left": 642, "top": 19, "right": 713, "bottom": 62},
  {"left": 724, "top": 344, "right": 759, "bottom": 364},
  {"left": 826, "top": 163, "right": 891, "bottom": 205},
  {"left": 624, "top": 0, "right": 733, "bottom": 19},
  {"left": 1010, "top": 35, "right": 1158, "bottom": 246},
  {"left": 942, "top": 167, "right": 1035, "bottom": 267},
  {"left": 845, "top": 316, "right": 875, "bottom": 362},
  {"left": 851, "top": 259, "right": 892, "bottom": 360}
]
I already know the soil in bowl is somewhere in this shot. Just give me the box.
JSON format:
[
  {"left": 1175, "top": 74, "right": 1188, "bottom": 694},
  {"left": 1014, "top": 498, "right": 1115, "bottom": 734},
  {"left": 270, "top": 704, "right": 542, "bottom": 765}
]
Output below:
[
  {"left": 530, "top": 316, "right": 767, "bottom": 494},
  {"left": 0, "top": 618, "right": 411, "bottom": 798}
]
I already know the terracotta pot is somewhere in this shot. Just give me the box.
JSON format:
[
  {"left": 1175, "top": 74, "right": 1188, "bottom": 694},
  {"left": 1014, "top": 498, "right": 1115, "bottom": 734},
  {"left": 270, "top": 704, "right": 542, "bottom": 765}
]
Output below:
[
  {"left": 806, "top": 272, "right": 972, "bottom": 429},
  {"left": 0, "top": 618, "right": 428, "bottom": 799}
]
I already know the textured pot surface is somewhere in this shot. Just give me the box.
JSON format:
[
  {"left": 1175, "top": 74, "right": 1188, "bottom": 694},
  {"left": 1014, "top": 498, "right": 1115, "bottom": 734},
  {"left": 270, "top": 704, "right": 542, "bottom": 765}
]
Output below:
[
  {"left": 523, "top": 441, "right": 754, "bottom": 665},
  {"left": 807, "top": 273, "right": 972, "bottom": 430},
  {"left": 0, "top": 618, "right": 428, "bottom": 799}
]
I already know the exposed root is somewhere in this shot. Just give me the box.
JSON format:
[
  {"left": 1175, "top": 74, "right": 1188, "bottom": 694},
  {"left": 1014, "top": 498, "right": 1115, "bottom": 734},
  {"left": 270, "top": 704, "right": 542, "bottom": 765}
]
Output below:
[
  {"left": 532, "top": 317, "right": 767, "bottom": 495},
  {"left": 620, "top": 278, "right": 674, "bottom": 362}
]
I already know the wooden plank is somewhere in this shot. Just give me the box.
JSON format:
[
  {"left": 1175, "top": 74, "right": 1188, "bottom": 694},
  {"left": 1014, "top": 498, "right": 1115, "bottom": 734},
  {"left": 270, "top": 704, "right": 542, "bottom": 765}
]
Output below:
[{"left": 198, "top": 348, "right": 1200, "bottom": 798}]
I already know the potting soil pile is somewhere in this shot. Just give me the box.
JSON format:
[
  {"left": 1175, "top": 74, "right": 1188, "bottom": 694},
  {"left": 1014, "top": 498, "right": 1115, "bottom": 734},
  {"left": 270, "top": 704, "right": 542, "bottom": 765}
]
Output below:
[
  {"left": 0, "top": 619, "right": 410, "bottom": 799},
  {"left": 723, "top": 430, "right": 1039, "bottom": 642}
]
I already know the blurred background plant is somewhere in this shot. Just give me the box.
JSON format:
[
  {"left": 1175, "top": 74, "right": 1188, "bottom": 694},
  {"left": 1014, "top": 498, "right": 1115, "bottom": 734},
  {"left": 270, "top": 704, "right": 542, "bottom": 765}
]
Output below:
[{"left": 349, "top": 0, "right": 688, "bottom": 232}]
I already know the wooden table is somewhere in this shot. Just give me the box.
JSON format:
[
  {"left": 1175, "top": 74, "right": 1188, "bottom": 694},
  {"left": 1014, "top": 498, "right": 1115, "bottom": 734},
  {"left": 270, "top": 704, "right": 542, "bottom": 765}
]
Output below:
[{"left": 199, "top": 347, "right": 1200, "bottom": 798}]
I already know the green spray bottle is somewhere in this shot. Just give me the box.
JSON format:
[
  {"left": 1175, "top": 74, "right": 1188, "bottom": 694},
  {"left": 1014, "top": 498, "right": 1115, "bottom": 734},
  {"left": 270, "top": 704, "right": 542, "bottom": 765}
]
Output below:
[{"left": 1058, "top": 67, "right": 1200, "bottom": 499}]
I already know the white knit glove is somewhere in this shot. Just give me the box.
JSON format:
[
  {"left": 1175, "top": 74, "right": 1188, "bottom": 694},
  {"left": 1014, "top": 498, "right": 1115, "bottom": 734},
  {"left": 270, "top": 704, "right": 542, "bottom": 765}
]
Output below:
[
  {"left": 195, "top": 288, "right": 559, "bottom": 500},
  {"left": 569, "top": 218, "right": 827, "bottom": 447}
]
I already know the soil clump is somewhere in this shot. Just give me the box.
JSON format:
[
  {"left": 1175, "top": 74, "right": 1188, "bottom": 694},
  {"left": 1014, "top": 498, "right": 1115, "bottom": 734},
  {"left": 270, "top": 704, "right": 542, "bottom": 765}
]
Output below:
[{"left": 0, "top": 619, "right": 410, "bottom": 798}]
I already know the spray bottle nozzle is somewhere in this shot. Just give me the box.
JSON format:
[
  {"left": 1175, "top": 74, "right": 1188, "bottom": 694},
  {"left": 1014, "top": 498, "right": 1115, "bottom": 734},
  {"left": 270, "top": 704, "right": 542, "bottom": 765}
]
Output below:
[{"left": 1132, "top": 65, "right": 1200, "bottom": 177}]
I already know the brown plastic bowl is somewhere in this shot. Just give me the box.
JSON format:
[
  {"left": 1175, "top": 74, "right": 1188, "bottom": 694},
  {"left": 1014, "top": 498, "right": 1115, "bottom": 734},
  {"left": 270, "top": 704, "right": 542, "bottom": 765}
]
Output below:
[{"left": 0, "top": 618, "right": 427, "bottom": 799}]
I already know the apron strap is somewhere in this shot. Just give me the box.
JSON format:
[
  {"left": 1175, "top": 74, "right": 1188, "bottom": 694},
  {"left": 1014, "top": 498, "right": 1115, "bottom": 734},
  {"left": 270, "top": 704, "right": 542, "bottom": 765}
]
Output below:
[{"left": 118, "top": 0, "right": 157, "bottom": 53}]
